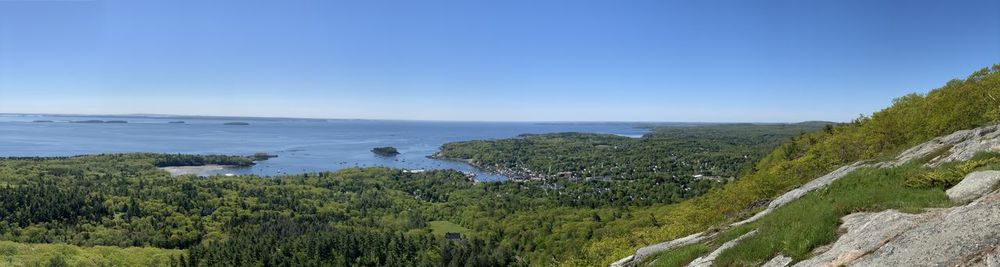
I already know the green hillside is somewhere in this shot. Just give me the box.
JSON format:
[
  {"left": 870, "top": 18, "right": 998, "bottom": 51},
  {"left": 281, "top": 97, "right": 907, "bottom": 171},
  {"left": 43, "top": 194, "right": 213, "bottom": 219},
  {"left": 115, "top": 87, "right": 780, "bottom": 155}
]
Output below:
[
  {"left": 0, "top": 65, "right": 996, "bottom": 266},
  {"left": 576, "top": 64, "right": 1000, "bottom": 265}
]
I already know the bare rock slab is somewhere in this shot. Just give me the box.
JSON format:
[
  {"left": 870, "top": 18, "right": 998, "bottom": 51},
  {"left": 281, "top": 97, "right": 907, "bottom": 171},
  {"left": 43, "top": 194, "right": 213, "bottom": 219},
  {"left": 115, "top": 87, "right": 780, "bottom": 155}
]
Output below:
[
  {"left": 761, "top": 255, "right": 792, "bottom": 267},
  {"left": 796, "top": 188, "right": 1000, "bottom": 267},
  {"left": 792, "top": 210, "right": 925, "bottom": 267},
  {"left": 687, "top": 230, "right": 757, "bottom": 267},
  {"left": 947, "top": 171, "right": 1000, "bottom": 204}
]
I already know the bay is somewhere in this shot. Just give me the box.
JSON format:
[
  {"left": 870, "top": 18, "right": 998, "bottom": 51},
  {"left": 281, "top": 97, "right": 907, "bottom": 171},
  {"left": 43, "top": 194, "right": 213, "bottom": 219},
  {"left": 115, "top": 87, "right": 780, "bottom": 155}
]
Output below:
[{"left": 0, "top": 114, "right": 652, "bottom": 181}]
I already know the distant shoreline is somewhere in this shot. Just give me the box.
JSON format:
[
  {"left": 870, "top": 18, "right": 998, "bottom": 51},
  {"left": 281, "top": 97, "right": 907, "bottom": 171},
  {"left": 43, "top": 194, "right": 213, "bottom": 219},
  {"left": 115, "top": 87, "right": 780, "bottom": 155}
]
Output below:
[
  {"left": 0, "top": 113, "right": 830, "bottom": 125},
  {"left": 159, "top": 165, "right": 235, "bottom": 176}
]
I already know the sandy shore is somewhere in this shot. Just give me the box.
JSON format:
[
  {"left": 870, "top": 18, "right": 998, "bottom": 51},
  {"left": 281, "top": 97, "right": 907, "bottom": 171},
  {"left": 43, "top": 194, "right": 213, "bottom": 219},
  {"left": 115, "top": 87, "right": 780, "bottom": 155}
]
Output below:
[{"left": 159, "top": 165, "right": 234, "bottom": 177}]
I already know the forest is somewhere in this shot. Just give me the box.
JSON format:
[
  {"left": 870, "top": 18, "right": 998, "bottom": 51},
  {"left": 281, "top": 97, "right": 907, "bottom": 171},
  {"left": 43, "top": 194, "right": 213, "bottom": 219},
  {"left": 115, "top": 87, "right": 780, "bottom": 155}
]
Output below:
[
  {"left": 0, "top": 124, "right": 816, "bottom": 266},
  {"left": 0, "top": 65, "right": 996, "bottom": 266},
  {"left": 0, "top": 154, "right": 516, "bottom": 266},
  {"left": 434, "top": 122, "right": 831, "bottom": 180}
]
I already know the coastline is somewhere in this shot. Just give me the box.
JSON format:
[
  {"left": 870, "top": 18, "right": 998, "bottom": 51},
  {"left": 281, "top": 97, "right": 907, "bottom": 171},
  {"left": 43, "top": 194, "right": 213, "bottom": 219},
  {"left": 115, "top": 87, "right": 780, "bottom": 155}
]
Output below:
[
  {"left": 428, "top": 153, "right": 543, "bottom": 181},
  {"left": 159, "top": 164, "right": 235, "bottom": 177}
]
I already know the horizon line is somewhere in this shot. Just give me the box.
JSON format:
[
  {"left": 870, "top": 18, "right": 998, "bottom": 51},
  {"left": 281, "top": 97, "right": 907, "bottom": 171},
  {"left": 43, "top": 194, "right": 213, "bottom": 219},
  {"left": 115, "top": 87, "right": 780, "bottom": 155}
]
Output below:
[{"left": 0, "top": 112, "right": 841, "bottom": 125}]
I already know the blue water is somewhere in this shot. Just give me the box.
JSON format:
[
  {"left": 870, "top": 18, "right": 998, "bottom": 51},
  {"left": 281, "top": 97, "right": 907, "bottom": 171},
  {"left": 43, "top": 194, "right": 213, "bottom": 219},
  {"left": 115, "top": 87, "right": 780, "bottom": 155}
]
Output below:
[{"left": 0, "top": 114, "right": 650, "bottom": 181}]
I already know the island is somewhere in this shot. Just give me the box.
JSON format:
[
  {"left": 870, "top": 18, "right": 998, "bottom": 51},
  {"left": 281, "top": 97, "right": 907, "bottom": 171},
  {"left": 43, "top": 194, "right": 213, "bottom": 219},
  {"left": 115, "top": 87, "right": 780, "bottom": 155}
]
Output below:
[
  {"left": 223, "top": 122, "right": 250, "bottom": 126},
  {"left": 71, "top": 120, "right": 106, "bottom": 123},
  {"left": 168, "top": 121, "right": 185, "bottom": 124},
  {"left": 252, "top": 152, "right": 277, "bottom": 160},
  {"left": 371, "top": 146, "right": 400, "bottom": 156},
  {"left": 31, "top": 120, "right": 53, "bottom": 123},
  {"left": 69, "top": 120, "right": 128, "bottom": 124}
]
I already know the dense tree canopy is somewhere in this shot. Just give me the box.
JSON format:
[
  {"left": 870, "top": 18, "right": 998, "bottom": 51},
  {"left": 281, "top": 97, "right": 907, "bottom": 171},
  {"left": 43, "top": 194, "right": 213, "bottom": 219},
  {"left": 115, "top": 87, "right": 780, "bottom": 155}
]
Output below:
[
  {"left": 435, "top": 122, "right": 831, "bottom": 181},
  {"left": 0, "top": 121, "right": 812, "bottom": 266},
  {"left": 1, "top": 65, "right": 995, "bottom": 266}
]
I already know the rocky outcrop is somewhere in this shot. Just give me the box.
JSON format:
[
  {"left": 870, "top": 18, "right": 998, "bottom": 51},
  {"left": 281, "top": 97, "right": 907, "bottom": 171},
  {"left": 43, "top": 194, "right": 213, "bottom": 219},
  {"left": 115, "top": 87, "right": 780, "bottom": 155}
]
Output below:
[
  {"left": 947, "top": 171, "right": 1000, "bottom": 204},
  {"left": 926, "top": 125, "right": 1000, "bottom": 167},
  {"left": 800, "top": 185, "right": 1000, "bottom": 266},
  {"left": 731, "top": 162, "right": 868, "bottom": 227},
  {"left": 762, "top": 255, "right": 792, "bottom": 267},
  {"left": 612, "top": 162, "right": 871, "bottom": 267},
  {"left": 611, "top": 124, "right": 1000, "bottom": 267},
  {"left": 871, "top": 124, "right": 1000, "bottom": 168},
  {"left": 688, "top": 230, "right": 757, "bottom": 267},
  {"left": 615, "top": 232, "right": 711, "bottom": 266},
  {"left": 791, "top": 211, "right": 925, "bottom": 267}
]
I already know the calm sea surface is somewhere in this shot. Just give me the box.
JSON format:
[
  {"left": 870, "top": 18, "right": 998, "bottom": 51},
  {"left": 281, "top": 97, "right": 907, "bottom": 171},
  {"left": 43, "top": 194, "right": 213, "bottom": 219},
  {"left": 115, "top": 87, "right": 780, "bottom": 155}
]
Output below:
[{"left": 0, "top": 115, "right": 650, "bottom": 181}]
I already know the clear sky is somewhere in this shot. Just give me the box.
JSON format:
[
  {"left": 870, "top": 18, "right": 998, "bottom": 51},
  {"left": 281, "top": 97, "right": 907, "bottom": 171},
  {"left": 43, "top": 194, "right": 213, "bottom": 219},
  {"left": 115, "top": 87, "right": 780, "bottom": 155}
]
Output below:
[{"left": 1, "top": 0, "right": 998, "bottom": 122}]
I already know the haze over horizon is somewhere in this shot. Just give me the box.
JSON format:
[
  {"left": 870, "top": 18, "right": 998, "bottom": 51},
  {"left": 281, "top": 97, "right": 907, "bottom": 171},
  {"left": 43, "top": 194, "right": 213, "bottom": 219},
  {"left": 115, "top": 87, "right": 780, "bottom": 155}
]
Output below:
[
  {"left": 0, "top": 112, "right": 840, "bottom": 124},
  {"left": 1, "top": 0, "right": 998, "bottom": 122}
]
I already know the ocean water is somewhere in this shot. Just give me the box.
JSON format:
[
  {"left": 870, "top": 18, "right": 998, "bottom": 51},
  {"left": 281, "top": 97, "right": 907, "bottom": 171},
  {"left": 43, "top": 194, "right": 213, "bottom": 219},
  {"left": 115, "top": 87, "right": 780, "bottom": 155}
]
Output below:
[{"left": 0, "top": 114, "right": 650, "bottom": 181}]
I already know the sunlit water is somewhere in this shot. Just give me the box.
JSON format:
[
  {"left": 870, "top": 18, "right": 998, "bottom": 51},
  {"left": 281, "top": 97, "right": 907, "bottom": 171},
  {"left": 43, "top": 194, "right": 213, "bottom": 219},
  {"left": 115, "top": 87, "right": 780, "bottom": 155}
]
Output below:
[{"left": 0, "top": 115, "right": 651, "bottom": 181}]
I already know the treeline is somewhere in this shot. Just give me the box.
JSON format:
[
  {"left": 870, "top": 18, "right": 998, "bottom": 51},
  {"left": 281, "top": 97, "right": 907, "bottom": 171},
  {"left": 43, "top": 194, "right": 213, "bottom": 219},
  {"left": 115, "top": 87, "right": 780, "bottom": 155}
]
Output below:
[
  {"left": 180, "top": 215, "right": 515, "bottom": 267},
  {"left": 0, "top": 154, "right": 531, "bottom": 266},
  {"left": 435, "top": 122, "right": 830, "bottom": 181},
  {"left": 0, "top": 153, "right": 744, "bottom": 265},
  {"left": 0, "top": 122, "right": 839, "bottom": 265},
  {"left": 151, "top": 154, "right": 256, "bottom": 167}
]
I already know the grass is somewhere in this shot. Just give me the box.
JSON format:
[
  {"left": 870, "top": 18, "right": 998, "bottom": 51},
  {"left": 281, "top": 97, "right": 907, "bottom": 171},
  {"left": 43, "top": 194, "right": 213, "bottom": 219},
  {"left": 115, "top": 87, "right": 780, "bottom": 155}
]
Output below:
[
  {"left": 648, "top": 243, "right": 711, "bottom": 267},
  {"left": 645, "top": 225, "right": 756, "bottom": 267},
  {"left": 637, "top": 150, "right": 1000, "bottom": 267},
  {"left": 0, "top": 240, "right": 182, "bottom": 267},
  {"left": 711, "top": 163, "right": 956, "bottom": 266},
  {"left": 642, "top": 155, "right": 991, "bottom": 267},
  {"left": 428, "top": 220, "right": 472, "bottom": 237}
]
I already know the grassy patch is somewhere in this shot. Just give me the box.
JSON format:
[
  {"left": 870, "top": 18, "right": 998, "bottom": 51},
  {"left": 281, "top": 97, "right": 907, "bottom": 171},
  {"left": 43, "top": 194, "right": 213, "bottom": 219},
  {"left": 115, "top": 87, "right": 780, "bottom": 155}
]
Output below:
[
  {"left": 0, "top": 240, "right": 182, "bottom": 267},
  {"left": 647, "top": 243, "right": 711, "bottom": 267},
  {"left": 428, "top": 220, "right": 472, "bottom": 237},
  {"left": 644, "top": 225, "right": 756, "bottom": 267},
  {"left": 710, "top": 163, "right": 954, "bottom": 266}
]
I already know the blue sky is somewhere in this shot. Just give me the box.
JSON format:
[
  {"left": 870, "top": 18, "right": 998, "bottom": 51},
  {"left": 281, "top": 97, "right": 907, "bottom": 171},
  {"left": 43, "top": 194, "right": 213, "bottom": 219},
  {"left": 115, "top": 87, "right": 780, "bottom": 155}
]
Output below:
[{"left": 1, "top": 0, "right": 998, "bottom": 122}]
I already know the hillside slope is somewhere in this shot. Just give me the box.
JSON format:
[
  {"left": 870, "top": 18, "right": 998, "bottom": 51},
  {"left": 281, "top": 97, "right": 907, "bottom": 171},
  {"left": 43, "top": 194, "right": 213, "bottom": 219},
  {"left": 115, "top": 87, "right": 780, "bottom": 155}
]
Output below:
[
  {"left": 579, "top": 64, "right": 1000, "bottom": 266},
  {"left": 618, "top": 123, "right": 1000, "bottom": 266}
]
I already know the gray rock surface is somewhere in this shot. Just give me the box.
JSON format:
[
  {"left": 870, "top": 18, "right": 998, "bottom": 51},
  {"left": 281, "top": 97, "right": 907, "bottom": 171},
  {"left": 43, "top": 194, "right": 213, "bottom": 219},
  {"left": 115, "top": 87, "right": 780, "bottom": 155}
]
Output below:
[
  {"left": 792, "top": 211, "right": 924, "bottom": 267},
  {"left": 794, "top": 188, "right": 1000, "bottom": 266},
  {"left": 879, "top": 124, "right": 1000, "bottom": 168},
  {"left": 613, "top": 232, "right": 709, "bottom": 267},
  {"left": 610, "top": 124, "right": 1000, "bottom": 267},
  {"left": 986, "top": 246, "right": 1000, "bottom": 267},
  {"left": 687, "top": 230, "right": 757, "bottom": 267},
  {"left": 928, "top": 125, "right": 1000, "bottom": 167},
  {"left": 947, "top": 171, "right": 1000, "bottom": 204},
  {"left": 849, "top": 188, "right": 1000, "bottom": 266},
  {"left": 762, "top": 255, "right": 792, "bottom": 267},
  {"left": 614, "top": 162, "right": 870, "bottom": 266}
]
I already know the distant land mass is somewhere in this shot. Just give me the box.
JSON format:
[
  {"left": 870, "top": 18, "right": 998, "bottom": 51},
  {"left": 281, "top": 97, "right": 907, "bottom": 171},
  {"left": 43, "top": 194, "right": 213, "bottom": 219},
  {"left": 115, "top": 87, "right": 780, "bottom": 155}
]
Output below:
[
  {"left": 0, "top": 113, "right": 329, "bottom": 122},
  {"left": 70, "top": 120, "right": 128, "bottom": 124},
  {"left": 371, "top": 146, "right": 400, "bottom": 156}
]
